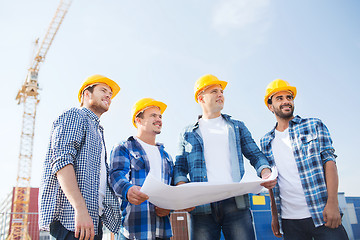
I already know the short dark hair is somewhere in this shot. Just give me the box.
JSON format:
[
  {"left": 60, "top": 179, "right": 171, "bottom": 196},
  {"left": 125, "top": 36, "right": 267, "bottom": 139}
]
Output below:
[
  {"left": 84, "top": 84, "right": 96, "bottom": 94},
  {"left": 267, "top": 98, "right": 272, "bottom": 105},
  {"left": 80, "top": 84, "right": 96, "bottom": 106},
  {"left": 136, "top": 111, "right": 144, "bottom": 119},
  {"left": 134, "top": 111, "right": 145, "bottom": 126}
]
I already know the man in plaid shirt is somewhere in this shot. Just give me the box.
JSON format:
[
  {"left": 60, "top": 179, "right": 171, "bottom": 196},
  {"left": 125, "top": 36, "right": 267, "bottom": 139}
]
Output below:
[
  {"left": 261, "top": 79, "right": 348, "bottom": 239},
  {"left": 109, "top": 98, "right": 176, "bottom": 240},
  {"left": 39, "top": 75, "right": 121, "bottom": 240},
  {"left": 174, "top": 74, "right": 276, "bottom": 240}
]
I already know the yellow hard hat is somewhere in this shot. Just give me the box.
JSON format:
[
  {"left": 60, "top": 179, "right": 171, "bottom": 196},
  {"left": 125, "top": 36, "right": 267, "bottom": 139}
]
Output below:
[
  {"left": 264, "top": 79, "right": 297, "bottom": 107},
  {"left": 131, "top": 98, "right": 167, "bottom": 128},
  {"left": 194, "top": 74, "right": 227, "bottom": 103},
  {"left": 78, "top": 74, "right": 120, "bottom": 102}
]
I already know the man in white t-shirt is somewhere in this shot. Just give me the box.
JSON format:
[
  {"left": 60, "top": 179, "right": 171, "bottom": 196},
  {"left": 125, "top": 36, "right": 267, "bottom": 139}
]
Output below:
[
  {"left": 261, "top": 79, "right": 348, "bottom": 240},
  {"left": 109, "top": 98, "right": 176, "bottom": 240},
  {"left": 174, "top": 74, "right": 277, "bottom": 240}
]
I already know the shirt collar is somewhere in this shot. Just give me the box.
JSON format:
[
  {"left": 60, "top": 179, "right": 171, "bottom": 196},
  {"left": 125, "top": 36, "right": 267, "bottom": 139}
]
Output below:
[
  {"left": 128, "top": 136, "right": 165, "bottom": 149},
  {"left": 193, "top": 113, "right": 231, "bottom": 130},
  {"left": 81, "top": 107, "right": 102, "bottom": 129},
  {"left": 269, "top": 115, "right": 303, "bottom": 137}
]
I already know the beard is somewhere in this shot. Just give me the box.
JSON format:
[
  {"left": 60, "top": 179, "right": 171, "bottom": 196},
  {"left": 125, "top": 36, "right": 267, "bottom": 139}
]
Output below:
[
  {"left": 153, "top": 122, "right": 162, "bottom": 135},
  {"left": 273, "top": 104, "right": 294, "bottom": 119},
  {"left": 154, "top": 130, "right": 161, "bottom": 134}
]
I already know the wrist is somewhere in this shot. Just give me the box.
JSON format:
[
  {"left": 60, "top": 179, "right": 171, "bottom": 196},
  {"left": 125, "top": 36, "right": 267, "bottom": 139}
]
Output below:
[
  {"left": 73, "top": 201, "right": 88, "bottom": 213},
  {"left": 326, "top": 196, "right": 339, "bottom": 206}
]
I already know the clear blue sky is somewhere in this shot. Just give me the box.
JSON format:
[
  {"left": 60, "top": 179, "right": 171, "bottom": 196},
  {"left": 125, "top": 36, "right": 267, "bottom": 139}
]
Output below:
[{"left": 1, "top": 0, "right": 359, "bottom": 200}]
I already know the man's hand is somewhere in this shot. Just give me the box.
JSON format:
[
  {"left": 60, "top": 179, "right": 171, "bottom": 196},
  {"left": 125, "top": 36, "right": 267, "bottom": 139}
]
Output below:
[
  {"left": 260, "top": 168, "right": 277, "bottom": 189},
  {"left": 127, "top": 185, "right": 149, "bottom": 205},
  {"left": 176, "top": 207, "right": 195, "bottom": 212},
  {"left": 155, "top": 207, "right": 171, "bottom": 217},
  {"left": 323, "top": 201, "right": 341, "bottom": 228},
  {"left": 74, "top": 208, "right": 95, "bottom": 240},
  {"left": 271, "top": 215, "right": 282, "bottom": 238}
]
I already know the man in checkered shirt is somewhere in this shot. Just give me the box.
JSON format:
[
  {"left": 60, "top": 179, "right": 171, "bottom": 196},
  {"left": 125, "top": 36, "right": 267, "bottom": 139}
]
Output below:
[
  {"left": 39, "top": 75, "right": 121, "bottom": 240},
  {"left": 261, "top": 79, "right": 348, "bottom": 240},
  {"left": 109, "top": 98, "right": 179, "bottom": 240}
]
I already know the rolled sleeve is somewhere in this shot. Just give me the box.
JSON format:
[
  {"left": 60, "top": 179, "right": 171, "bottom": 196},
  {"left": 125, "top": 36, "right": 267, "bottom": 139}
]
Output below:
[
  {"left": 49, "top": 111, "right": 84, "bottom": 175},
  {"left": 256, "top": 165, "right": 271, "bottom": 177},
  {"left": 317, "top": 120, "right": 337, "bottom": 165},
  {"left": 321, "top": 149, "right": 337, "bottom": 164}
]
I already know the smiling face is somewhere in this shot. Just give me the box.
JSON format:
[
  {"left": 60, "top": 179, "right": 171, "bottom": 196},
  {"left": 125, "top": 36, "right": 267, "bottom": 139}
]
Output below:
[
  {"left": 83, "top": 83, "right": 113, "bottom": 117},
  {"left": 268, "top": 91, "right": 295, "bottom": 120},
  {"left": 136, "top": 106, "right": 163, "bottom": 135},
  {"left": 198, "top": 84, "right": 224, "bottom": 117}
]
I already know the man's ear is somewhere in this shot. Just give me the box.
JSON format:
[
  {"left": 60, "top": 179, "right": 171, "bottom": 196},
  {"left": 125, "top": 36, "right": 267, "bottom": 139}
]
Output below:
[
  {"left": 198, "top": 95, "right": 204, "bottom": 103},
  {"left": 135, "top": 117, "right": 141, "bottom": 127},
  {"left": 83, "top": 89, "right": 91, "bottom": 99},
  {"left": 268, "top": 104, "right": 274, "bottom": 113}
]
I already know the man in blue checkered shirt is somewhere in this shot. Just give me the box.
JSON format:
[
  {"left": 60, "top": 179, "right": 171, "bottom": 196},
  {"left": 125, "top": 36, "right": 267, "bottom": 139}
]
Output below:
[
  {"left": 109, "top": 98, "right": 176, "bottom": 240},
  {"left": 261, "top": 79, "right": 348, "bottom": 239},
  {"left": 39, "top": 75, "right": 121, "bottom": 240},
  {"left": 174, "top": 74, "right": 277, "bottom": 240}
]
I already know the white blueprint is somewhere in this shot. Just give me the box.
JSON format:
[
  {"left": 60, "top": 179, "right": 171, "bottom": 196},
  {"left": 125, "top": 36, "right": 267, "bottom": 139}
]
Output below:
[{"left": 140, "top": 167, "right": 278, "bottom": 210}]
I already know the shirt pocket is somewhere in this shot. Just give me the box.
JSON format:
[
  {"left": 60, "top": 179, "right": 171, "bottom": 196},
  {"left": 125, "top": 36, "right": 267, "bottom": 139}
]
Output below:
[
  {"left": 129, "top": 151, "right": 145, "bottom": 171},
  {"left": 300, "top": 133, "right": 318, "bottom": 157},
  {"left": 300, "top": 133, "right": 317, "bottom": 144}
]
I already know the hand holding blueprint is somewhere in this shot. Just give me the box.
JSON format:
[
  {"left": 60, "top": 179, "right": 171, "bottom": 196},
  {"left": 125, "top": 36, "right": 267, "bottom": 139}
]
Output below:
[{"left": 140, "top": 167, "right": 277, "bottom": 210}]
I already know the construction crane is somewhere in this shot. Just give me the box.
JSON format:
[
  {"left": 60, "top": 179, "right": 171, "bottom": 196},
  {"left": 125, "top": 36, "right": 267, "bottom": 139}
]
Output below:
[{"left": 9, "top": 1, "right": 72, "bottom": 239}]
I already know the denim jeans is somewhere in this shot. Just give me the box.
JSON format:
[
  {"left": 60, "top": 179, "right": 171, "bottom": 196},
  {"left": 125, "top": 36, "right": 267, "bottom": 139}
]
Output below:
[
  {"left": 282, "top": 217, "right": 349, "bottom": 240},
  {"left": 50, "top": 219, "right": 103, "bottom": 240},
  {"left": 191, "top": 197, "right": 255, "bottom": 240}
]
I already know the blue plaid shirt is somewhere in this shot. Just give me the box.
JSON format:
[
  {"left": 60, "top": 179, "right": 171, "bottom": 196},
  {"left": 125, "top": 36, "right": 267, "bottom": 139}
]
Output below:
[
  {"left": 39, "top": 107, "right": 121, "bottom": 234},
  {"left": 174, "top": 114, "right": 270, "bottom": 214},
  {"left": 260, "top": 115, "right": 337, "bottom": 227},
  {"left": 109, "top": 137, "right": 174, "bottom": 240}
]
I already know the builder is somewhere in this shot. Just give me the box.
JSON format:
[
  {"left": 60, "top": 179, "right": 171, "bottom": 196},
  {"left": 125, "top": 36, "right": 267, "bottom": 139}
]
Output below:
[
  {"left": 109, "top": 98, "right": 177, "bottom": 240},
  {"left": 39, "top": 74, "right": 121, "bottom": 240},
  {"left": 174, "top": 74, "right": 277, "bottom": 240},
  {"left": 261, "top": 79, "right": 348, "bottom": 239}
]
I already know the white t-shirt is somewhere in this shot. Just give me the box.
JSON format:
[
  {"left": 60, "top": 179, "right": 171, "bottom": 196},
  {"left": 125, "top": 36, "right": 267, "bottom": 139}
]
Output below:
[
  {"left": 136, "top": 137, "right": 162, "bottom": 181},
  {"left": 98, "top": 130, "right": 107, "bottom": 216},
  {"left": 199, "top": 116, "right": 232, "bottom": 183},
  {"left": 271, "top": 128, "right": 311, "bottom": 219}
]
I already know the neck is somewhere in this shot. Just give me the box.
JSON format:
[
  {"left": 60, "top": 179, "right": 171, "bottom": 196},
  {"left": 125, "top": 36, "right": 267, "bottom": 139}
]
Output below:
[
  {"left": 136, "top": 131, "right": 156, "bottom": 145},
  {"left": 202, "top": 110, "right": 221, "bottom": 120},
  {"left": 275, "top": 116, "right": 294, "bottom": 132},
  {"left": 84, "top": 105, "right": 104, "bottom": 118},
  {"left": 83, "top": 102, "right": 106, "bottom": 118}
]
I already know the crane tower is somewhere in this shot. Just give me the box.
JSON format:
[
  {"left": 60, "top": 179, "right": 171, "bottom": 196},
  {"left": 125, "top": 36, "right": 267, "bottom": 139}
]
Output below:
[{"left": 9, "top": 1, "right": 72, "bottom": 239}]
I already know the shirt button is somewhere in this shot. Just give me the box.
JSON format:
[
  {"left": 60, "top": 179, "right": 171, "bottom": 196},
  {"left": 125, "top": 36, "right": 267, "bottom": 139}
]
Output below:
[{"left": 204, "top": 176, "right": 206, "bottom": 179}]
